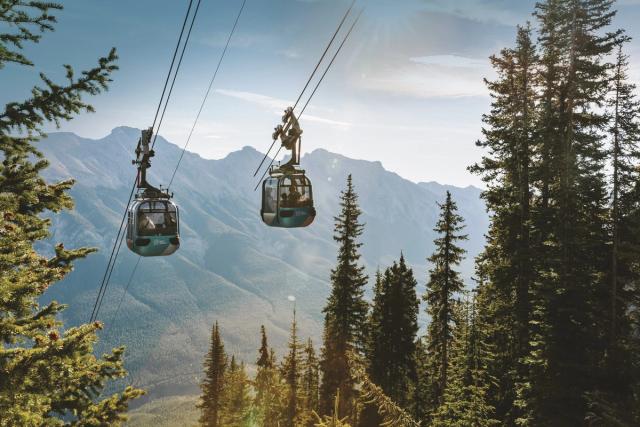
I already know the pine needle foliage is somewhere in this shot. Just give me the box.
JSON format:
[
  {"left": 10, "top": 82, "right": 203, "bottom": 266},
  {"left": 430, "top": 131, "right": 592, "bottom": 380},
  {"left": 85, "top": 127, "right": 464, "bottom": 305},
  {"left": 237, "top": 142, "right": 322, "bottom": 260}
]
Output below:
[
  {"left": 423, "top": 191, "right": 468, "bottom": 417},
  {"left": 0, "top": 2, "right": 143, "bottom": 425},
  {"left": 198, "top": 322, "right": 227, "bottom": 427},
  {"left": 320, "top": 174, "right": 368, "bottom": 418},
  {"left": 347, "top": 352, "right": 420, "bottom": 427}
]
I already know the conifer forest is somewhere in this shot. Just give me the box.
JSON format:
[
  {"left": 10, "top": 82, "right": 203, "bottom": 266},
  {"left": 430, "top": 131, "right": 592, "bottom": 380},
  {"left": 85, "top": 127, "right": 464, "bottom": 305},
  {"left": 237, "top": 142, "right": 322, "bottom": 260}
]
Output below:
[{"left": 2, "top": 0, "right": 640, "bottom": 426}]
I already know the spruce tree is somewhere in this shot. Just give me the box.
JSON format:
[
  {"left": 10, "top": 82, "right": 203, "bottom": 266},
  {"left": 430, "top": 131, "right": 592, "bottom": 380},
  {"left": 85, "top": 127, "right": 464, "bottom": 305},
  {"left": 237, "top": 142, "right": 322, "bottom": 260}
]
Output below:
[
  {"left": 588, "top": 40, "right": 640, "bottom": 424},
  {"left": 281, "top": 308, "right": 303, "bottom": 426},
  {"left": 360, "top": 269, "right": 388, "bottom": 426},
  {"left": 470, "top": 1, "right": 637, "bottom": 424},
  {"left": 468, "top": 24, "right": 538, "bottom": 422},
  {"left": 412, "top": 336, "right": 430, "bottom": 422},
  {"left": 320, "top": 174, "right": 369, "bottom": 419},
  {"left": 364, "top": 255, "right": 419, "bottom": 424},
  {"left": 431, "top": 295, "right": 497, "bottom": 427},
  {"left": 522, "top": 1, "right": 622, "bottom": 423},
  {"left": 608, "top": 42, "right": 640, "bottom": 352},
  {"left": 423, "top": 191, "right": 468, "bottom": 419},
  {"left": 0, "top": 2, "right": 143, "bottom": 424},
  {"left": 198, "top": 321, "right": 227, "bottom": 427},
  {"left": 220, "top": 356, "right": 251, "bottom": 427},
  {"left": 299, "top": 338, "right": 320, "bottom": 426},
  {"left": 253, "top": 325, "right": 286, "bottom": 427}
]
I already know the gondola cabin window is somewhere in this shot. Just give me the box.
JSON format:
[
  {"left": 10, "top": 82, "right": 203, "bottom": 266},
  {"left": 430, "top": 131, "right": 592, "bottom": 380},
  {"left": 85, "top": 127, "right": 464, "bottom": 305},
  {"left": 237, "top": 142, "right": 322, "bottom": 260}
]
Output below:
[
  {"left": 279, "top": 175, "right": 312, "bottom": 208},
  {"left": 137, "top": 201, "right": 178, "bottom": 236},
  {"left": 263, "top": 178, "right": 278, "bottom": 214}
]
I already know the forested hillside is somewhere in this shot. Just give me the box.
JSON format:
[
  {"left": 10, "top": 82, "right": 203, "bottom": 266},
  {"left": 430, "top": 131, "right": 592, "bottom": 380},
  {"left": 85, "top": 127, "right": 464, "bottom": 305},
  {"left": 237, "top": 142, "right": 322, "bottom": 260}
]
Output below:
[
  {"left": 194, "top": 0, "right": 640, "bottom": 425},
  {"left": 3, "top": 0, "right": 640, "bottom": 426},
  {"left": 37, "top": 128, "right": 488, "bottom": 399}
]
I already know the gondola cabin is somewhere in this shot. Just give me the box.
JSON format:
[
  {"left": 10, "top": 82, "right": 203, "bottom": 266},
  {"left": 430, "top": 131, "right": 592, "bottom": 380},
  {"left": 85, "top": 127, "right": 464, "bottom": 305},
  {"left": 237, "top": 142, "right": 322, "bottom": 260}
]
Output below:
[
  {"left": 127, "top": 198, "right": 180, "bottom": 257},
  {"left": 261, "top": 172, "right": 315, "bottom": 228}
]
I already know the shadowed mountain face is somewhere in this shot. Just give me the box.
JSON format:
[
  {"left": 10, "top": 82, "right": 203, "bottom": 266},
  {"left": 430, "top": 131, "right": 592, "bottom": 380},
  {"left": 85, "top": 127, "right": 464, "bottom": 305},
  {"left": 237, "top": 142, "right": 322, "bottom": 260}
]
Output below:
[{"left": 38, "top": 127, "right": 488, "bottom": 399}]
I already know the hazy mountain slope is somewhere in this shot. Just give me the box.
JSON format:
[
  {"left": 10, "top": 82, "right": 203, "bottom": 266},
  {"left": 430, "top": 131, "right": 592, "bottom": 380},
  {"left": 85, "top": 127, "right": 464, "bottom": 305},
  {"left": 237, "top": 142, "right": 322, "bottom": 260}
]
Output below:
[
  {"left": 38, "top": 127, "right": 488, "bottom": 400},
  {"left": 126, "top": 395, "right": 199, "bottom": 427}
]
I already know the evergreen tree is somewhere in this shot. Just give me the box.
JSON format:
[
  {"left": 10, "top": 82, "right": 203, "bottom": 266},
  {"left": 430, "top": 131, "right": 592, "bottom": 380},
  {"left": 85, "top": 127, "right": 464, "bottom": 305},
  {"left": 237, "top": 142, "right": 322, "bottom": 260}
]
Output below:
[
  {"left": 320, "top": 174, "right": 369, "bottom": 419},
  {"left": 363, "top": 256, "right": 419, "bottom": 424},
  {"left": 470, "top": 1, "right": 638, "bottom": 424},
  {"left": 220, "top": 356, "right": 252, "bottom": 427},
  {"left": 347, "top": 352, "right": 420, "bottom": 427},
  {"left": 423, "top": 191, "right": 468, "bottom": 419},
  {"left": 431, "top": 295, "right": 497, "bottom": 427},
  {"left": 281, "top": 308, "right": 303, "bottom": 426},
  {"left": 412, "top": 336, "right": 430, "bottom": 422},
  {"left": 521, "top": 1, "right": 622, "bottom": 423},
  {"left": 0, "top": 2, "right": 143, "bottom": 424},
  {"left": 468, "top": 24, "right": 538, "bottom": 422},
  {"left": 314, "top": 391, "right": 352, "bottom": 427},
  {"left": 299, "top": 338, "right": 320, "bottom": 427},
  {"left": 253, "top": 325, "right": 286, "bottom": 427},
  {"left": 589, "top": 39, "right": 640, "bottom": 425},
  {"left": 360, "top": 269, "right": 387, "bottom": 427},
  {"left": 198, "top": 322, "right": 227, "bottom": 427}
]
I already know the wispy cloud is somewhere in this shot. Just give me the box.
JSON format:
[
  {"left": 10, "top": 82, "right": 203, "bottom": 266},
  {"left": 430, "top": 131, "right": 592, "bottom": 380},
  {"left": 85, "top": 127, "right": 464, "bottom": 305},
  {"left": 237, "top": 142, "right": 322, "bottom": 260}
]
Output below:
[
  {"left": 216, "top": 89, "right": 289, "bottom": 111},
  {"left": 215, "top": 89, "right": 352, "bottom": 128},
  {"left": 278, "top": 49, "right": 302, "bottom": 59},
  {"left": 359, "top": 54, "right": 493, "bottom": 98},
  {"left": 410, "top": 54, "right": 488, "bottom": 69},
  {"left": 421, "top": 0, "right": 531, "bottom": 26}
]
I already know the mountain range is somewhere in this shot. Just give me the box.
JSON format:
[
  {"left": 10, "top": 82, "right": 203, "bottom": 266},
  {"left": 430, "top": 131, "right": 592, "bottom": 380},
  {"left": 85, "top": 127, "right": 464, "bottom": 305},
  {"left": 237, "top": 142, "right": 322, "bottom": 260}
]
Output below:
[{"left": 38, "top": 126, "right": 489, "bottom": 401}]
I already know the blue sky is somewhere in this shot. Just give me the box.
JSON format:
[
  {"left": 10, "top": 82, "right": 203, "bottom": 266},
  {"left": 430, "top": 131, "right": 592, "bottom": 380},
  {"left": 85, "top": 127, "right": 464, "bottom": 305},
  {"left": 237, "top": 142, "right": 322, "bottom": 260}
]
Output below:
[{"left": 4, "top": 0, "right": 640, "bottom": 186}]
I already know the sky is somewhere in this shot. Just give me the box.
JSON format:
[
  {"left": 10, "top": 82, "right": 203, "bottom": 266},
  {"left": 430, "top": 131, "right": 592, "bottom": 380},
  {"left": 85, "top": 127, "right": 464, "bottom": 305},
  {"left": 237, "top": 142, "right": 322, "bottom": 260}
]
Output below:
[{"left": 4, "top": 0, "right": 640, "bottom": 187}]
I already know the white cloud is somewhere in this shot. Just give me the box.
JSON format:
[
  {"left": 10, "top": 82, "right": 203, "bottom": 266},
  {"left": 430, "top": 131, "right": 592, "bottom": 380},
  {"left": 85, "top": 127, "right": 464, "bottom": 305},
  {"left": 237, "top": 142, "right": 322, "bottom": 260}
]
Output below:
[
  {"left": 359, "top": 54, "right": 493, "bottom": 98},
  {"left": 410, "top": 54, "right": 488, "bottom": 69},
  {"left": 278, "top": 49, "right": 302, "bottom": 59},
  {"left": 421, "top": 0, "right": 528, "bottom": 26},
  {"left": 216, "top": 89, "right": 289, "bottom": 111},
  {"left": 215, "top": 89, "right": 352, "bottom": 128}
]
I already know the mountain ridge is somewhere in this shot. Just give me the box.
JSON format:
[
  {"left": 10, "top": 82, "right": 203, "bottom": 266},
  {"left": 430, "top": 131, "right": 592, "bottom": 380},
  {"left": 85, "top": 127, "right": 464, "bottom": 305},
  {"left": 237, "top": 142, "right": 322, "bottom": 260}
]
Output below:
[{"left": 38, "top": 127, "right": 489, "bottom": 400}]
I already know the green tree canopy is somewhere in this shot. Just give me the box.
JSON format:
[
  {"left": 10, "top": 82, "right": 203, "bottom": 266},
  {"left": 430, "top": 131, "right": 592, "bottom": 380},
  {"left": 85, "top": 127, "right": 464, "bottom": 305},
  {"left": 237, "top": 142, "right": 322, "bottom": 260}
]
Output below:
[{"left": 0, "top": 2, "right": 142, "bottom": 425}]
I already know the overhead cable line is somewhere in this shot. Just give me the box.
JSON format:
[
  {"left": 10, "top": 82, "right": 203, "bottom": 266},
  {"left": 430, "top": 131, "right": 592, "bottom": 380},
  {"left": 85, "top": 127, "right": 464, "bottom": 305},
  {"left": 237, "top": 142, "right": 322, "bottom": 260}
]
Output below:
[
  {"left": 90, "top": 0, "right": 201, "bottom": 323},
  {"left": 152, "top": 0, "right": 204, "bottom": 149},
  {"left": 252, "top": 0, "right": 357, "bottom": 177},
  {"left": 169, "top": 0, "right": 248, "bottom": 189},
  {"left": 95, "top": 0, "right": 245, "bottom": 330},
  {"left": 253, "top": 8, "right": 363, "bottom": 191},
  {"left": 102, "top": 256, "right": 141, "bottom": 338}
]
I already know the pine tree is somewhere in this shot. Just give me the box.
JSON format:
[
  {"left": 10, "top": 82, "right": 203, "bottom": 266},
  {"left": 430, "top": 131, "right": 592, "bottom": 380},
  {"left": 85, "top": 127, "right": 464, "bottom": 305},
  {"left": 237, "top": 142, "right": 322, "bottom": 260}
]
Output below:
[
  {"left": 360, "top": 269, "right": 388, "bottom": 426},
  {"left": 347, "top": 352, "right": 420, "bottom": 427},
  {"left": 608, "top": 42, "right": 640, "bottom": 354},
  {"left": 320, "top": 174, "right": 369, "bottom": 419},
  {"left": 469, "top": 1, "right": 637, "bottom": 424},
  {"left": 299, "top": 338, "right": 320, "bottom": 427},
  {"left": 253, "top": 325, "right": 286, "bottom": 427},
  {"left": 412, "top": 336, "right": 430, "bottom": 422},
  {"left": 0, "top": 2, "right": 143, "bottom": 425},
  {"left": 363, "top": 255, "right": 419, "bottom": 424},
  {"left": 423, "top": 191, "right": 468, "bottom": 419},
  {"left": 521, "top": 1, "right": 622, "bottom": 423},
  {"left": 199, "top": 322, "right": 227, "bottom": 427},
  {"left": 220, "top": 356, "right": 252, "bottom": 427},
  {"left": 281, "top": 308, "right": 303, "bottom": 426},
  {"left": 586, "top": 39, "right": 640, "bottom": 425},
  {"left": 468, "top": 24, "right": 539, "bottom": 422},
  {"left": 431, "top": 295, "right": 498, "bottom": 427}
]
